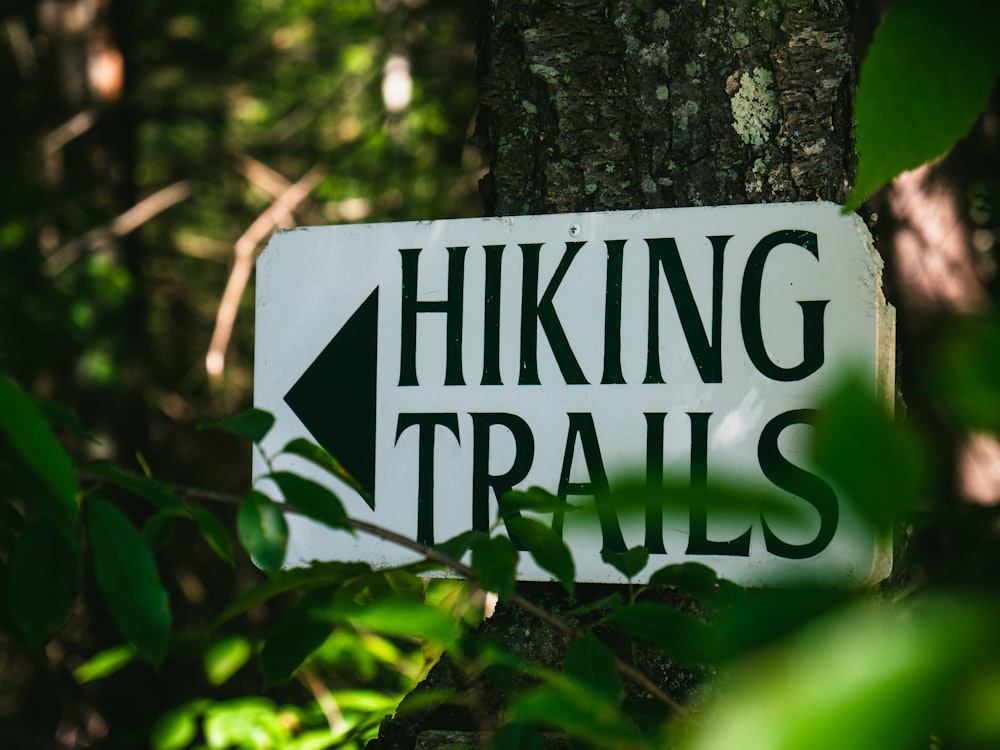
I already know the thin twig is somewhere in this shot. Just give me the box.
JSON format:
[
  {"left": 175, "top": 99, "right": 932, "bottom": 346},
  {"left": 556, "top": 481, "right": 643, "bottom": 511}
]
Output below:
[
  {"left": 111, "top": 181, "right": 193, "bottom": 237},
  {"left": 238, "top": 154, "right": 295, "bottom": 200},
  {"left": 5, "top": 17, "right": 38, "bottom": 78},
  {"left": 39, "top": 109, "right": 97, "bottom": 156},
  {"left": 297, "top": 668, "right": 345, "bottom": 734},
  {"left": 163, "top": 483, "right": 242, "bottom": 505},
  {"left": 44, "top": 180, "right": 192, "bottom": 276},
  {"left": 205, "top": 165, "right": 326, "bottom": 379},
  {"left": 158, "top": 480, "right": 688, "bottom": 717}
]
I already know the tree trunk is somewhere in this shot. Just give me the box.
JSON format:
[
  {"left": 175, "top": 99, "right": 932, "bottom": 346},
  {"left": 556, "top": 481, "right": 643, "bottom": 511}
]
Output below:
[
  {"left": 475, "top": 0, "right": 856, "bottom": 214},
  {"left": 371, "top": 2, "right": 859, "bottom": 747}
]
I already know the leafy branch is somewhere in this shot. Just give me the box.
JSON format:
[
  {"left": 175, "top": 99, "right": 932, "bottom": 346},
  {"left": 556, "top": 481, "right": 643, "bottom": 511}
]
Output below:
[{"left": 165, "top": 476, "right": 688, "bottom": 718}]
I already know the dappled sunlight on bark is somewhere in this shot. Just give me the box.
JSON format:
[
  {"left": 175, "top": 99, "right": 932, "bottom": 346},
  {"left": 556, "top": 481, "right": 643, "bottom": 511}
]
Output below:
[
  {"left": 879, "top": 96, "right": 1000, "bottom": 508},
  {"left": 884, "top": 163, "right": 985, "bottom": 322},
  {"left": 958, "top": 432, "right": 1000, "bottom": 505}
]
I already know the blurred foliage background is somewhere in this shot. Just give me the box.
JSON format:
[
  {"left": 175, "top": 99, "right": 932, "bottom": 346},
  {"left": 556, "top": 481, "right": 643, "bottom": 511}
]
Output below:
[
  {"left": 1, "top": 0, "right": 483, "bottom": 745},
  {"left": 1, "top": 0, "right": 482, "bottom": 476}
]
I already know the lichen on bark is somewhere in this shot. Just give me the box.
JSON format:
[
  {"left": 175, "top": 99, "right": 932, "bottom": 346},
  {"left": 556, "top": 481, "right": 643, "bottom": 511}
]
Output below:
[
  {"left": 730, "top": 67, "right": 780, "bottom": 147},
  {"left": 474, "top": 0, "right": 858, "bottom": 213}
]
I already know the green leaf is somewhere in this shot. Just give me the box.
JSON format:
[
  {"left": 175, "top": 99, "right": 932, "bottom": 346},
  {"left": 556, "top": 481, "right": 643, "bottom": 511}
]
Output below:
[
  {"left": 597, "top": 477, "right": 799, "bottom": 543},
  {"left": 601, "top": 546, "right": 649, "bottom": 580},
  {"left": 73, "top": 644, "right": 137, "bottom": 683},
  {"left": 85, "top": 462, "right": 186, "bottom": 513},
  {"left": 279, "top": 438, "right": 342, "bottom": 475},
  {"left": 813, "top": 375, "right": 927, "bottom": 526},
  {"left": 686, "top": 598, "right": 992, "bottom": 750},
  {"left": 210, "top": 561, "right": 370, "bottom": 630},
  {"left": 324, "top": 689, "right": 400, "bottom": 713},
  {"left": 85, "top": 465, "right": 233, "bottom": 563},
  {"left": 317, "top": 597, "right": 460, "bottom": 646},
  {"left": 204, "top": 635, "right": 252, "bottom": 686},
  {"left": 268, "top": 472, "right": 352, "bottom": 532},
  {"left": 713, "top": 588, "right": 850, "bottom": 660},
  {"left": 0, "top": 375, "right": 78, "bottom": 538},
  {"left": 849, "top": 0, "right": 1000, "bottom": 210},
  {"left": 7, "top": 519, "right": 81, "bottom": 651},
  {"left": 188, "top": 505, "right": 235, "bottom": 567},
  {"left": 504, "top": 517, "right": 574, "bottom": 596},
  {"left": 564, "top": 635, "right": 622, "bottom": 706},
  {"left": 927, "top": 319, "right": 1000, "bottom": 433},
  {"left": 646, "top": 563, "right": 748, "bottom": 610},
  {"left": 237, "top": 490, "right": 288, "bottom": 575},
  {"left": 36, "top": 399, "right": 97, "bottom": 442},
  {"left": 493, "top": 722, "right": 547, "bottom": 750},
  {"left": 88, "top": 497, "right": 171, "bottom": 666},
  {"left": 471, "top": 536, "right": 519, "bottom": 602},
  {"left": 204, "top": 698, "right": 289, "bottom": 750},
  {"left": 499, "top": 487, "right": 577, "bottom": 517},
  {"left": 199, "top": 408, "right": 275, "bottom": 443},
  {"left": 260, "top": 585, "right": 339, "bottom": 688},
  {"left": 564, "top": 592, "right": 624, "bottom": 619},
  {"left": 287, "top": 728, "right": 348, "bottom": 750},
  {"left": 280, "top": 438, "right": 373, "bottom": 510},
  {"left": 434, "top": 529, "right": 488, "bottom": 561},
  {"left": 508, "top": 681, "right": 644, "bottom": 749},
  {"left": 647, "top": 562, "right": 718, "bottom": 592},
  {"left": 604, "top": 602, "right": 716, "bottom": 667},
  {"left": 141, "top": 510, "right": 177, "bottom": 551},
  {"left": 365, "top": 568, "right": 425, "bottom": 601},
  {"left": 151, "top": 705, "right": 199, "bottom": 750},
  {"left": 956, "top": 663, "right": 1000, "bottom": 745}
]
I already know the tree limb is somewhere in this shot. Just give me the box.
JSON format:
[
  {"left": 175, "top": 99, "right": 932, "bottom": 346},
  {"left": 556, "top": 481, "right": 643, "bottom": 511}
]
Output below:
[
  {"left": 205, "top": 165, "right": 326, "bottom": 379},
  {"left": 44, "top": 180, "right": 192, "bottom": 276}
]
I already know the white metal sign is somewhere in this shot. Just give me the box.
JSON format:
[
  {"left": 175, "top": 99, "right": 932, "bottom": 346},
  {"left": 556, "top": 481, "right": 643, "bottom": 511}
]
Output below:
[{"left": 254, "top": 202, "right": 894, "bottom": 585}]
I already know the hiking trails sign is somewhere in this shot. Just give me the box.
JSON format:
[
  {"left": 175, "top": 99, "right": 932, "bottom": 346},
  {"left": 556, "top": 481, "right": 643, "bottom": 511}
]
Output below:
[{"left": 254, "top": 202, "right": 895, "bottom": 585}]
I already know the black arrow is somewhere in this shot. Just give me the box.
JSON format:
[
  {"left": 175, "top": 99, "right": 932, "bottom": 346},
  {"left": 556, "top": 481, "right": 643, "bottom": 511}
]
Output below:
[{"left": 284, "top": 288, "right": 378, "bottom": 507}]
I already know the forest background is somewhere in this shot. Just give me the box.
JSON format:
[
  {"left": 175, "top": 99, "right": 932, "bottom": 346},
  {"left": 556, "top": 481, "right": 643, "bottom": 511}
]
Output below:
[
  {"left": 3, "top": 0, "right": 1000, "bottom": 748},
  {"left": 4, "top": 1, "right": 483, "bottom": 746}
]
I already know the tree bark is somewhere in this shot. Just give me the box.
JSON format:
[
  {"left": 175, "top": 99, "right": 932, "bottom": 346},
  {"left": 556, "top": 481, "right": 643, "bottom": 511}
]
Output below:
[{"left": 475, "top": 0, "right": 856, "bottom": 214}]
